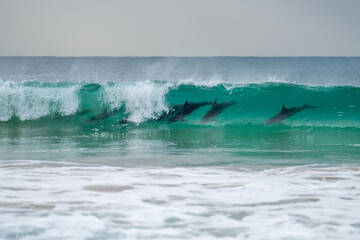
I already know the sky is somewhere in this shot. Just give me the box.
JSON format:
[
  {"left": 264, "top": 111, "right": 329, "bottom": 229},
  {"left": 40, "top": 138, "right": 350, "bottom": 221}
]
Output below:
[{"left": 0, "top": 0, "right": 359, "bottom": 56}]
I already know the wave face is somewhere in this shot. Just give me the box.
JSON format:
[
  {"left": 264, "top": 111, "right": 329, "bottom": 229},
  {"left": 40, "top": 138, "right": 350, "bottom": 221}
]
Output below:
[{"left": 1, "top": 79, "right": 359, "bottom": 128}]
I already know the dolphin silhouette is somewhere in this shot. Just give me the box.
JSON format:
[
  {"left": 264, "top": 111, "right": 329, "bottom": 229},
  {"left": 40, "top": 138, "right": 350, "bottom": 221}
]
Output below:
[
  {"left": 117, "top": 103, "right": 187, "bottom": 125},
  {"left": 156, "top": 103, "right": 184, "bottom": 122},
  {"left": 200, "top": 99, "right": 236, "bottom": 124},
  {"left": 168, "top": 100, "right": 211, "bottom": 123},
  {"left": 85, "top": 107, "right": 123, "bottom": 122},
  {"left": 264, "top": 103, "right": 316, "bottom": 125}
]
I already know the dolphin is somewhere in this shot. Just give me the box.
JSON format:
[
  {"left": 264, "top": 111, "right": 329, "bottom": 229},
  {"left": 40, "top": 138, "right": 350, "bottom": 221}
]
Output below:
[
  {"left": 118, "top": 101, "right": 210, "bottom": 124},
  {"left": 156, "top": 103, "right": 184, "bottom": 121},
  {"left": 118, "top": 118, "right": 130, "bottom": 125},
  {"left": 85, "top": 107, "right": 123, "bottom": 122},
  {"left": 264, "top": 103, "right": 316, "bottom": 125},
  {"left": 168, "top": 100, "right": 211, "bottom": 123},
  {"left": 200, "top": 99, "right": 236, "bottom": 124},
  {"left": 117, "top": 104, "right": 185, "bottom": 125}
]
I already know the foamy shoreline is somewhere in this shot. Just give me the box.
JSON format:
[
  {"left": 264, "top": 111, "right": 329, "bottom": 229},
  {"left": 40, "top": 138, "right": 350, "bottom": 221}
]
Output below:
[{"left": 1, "top": 161, "right": 359, "bottom": 239}]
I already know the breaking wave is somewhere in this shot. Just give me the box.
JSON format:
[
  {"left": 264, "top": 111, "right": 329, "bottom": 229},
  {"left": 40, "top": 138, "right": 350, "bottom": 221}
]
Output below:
[{"left": 0, "top": 79, "right": 359, "bottom": 129}]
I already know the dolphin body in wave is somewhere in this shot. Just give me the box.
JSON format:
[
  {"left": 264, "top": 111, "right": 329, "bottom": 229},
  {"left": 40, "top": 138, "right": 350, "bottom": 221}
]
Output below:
[
  {"left": 264, "top": 103, "right": 316, "bottom": 125},
  {"left": 168, "top": 100, "right": 211, "bottom": 123},
  {"left": 200, "top": 99, "right": 236, "bottom": 124},
  {"left": 155, "top": 103, "right": 184, "bottom": 122},
  {"left": 118, "top": 101, "right": 210, "bottom": 125},
  {"left": 85, "top": 107, "right": 123, "bottom": 123}
]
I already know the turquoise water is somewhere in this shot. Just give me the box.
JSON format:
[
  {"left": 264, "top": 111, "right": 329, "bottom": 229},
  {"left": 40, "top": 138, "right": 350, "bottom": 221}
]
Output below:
[
  {"left": 0, "top": 57, "right": 360, "bottom": 239},
  {"left": 1, "top": 80, "right": 359, "bottom": 166}
]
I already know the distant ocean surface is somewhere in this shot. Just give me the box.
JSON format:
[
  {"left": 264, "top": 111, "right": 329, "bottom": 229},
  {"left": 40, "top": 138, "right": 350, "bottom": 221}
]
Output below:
[{"left": 0, "top": 57, "right": 360, "bottom": 239}]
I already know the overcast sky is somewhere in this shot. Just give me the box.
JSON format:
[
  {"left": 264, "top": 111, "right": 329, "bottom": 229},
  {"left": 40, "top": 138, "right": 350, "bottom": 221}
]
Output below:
[{"left": 0, "top": 0, "right": 359, "bottom": 56}]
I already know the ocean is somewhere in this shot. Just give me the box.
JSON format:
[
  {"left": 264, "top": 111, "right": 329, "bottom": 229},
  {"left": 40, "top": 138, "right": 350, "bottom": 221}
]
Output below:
[{"left": 0, "top": 57, "right": 360, "bottom": 239}]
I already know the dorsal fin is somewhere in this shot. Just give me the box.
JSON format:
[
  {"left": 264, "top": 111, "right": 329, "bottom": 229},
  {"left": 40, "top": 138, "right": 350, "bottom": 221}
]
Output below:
[
  {"left": 214, "top": 99, "right": 217, "bottom": 104},
  {"left": 281, "top": 104, "right": 287, "bottom": 112},
  {"left": 184, "top": 100, "right": 189, "bottom": 108}
]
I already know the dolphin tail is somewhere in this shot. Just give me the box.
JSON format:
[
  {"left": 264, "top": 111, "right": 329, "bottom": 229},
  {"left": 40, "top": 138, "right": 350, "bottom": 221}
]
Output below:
[
  {"left": 303, "top": 103, "right": 316, "bottom": 108},
  {"left": 118, "top": 118, "right": 129, "bottom": 125}
]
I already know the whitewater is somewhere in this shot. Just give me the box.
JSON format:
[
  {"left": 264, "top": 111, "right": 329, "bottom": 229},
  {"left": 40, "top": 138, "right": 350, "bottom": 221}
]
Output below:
[{"left": 0, "top": 57, "right": 359, "bottom": 239}]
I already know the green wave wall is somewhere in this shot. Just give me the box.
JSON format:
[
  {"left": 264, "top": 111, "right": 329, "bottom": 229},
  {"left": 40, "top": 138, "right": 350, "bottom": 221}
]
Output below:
[{"left": 1, "top": 80, "right": 359, "bottom": 129}]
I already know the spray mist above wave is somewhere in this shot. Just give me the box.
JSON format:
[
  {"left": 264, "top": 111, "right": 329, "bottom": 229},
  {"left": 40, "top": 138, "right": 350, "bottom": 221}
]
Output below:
[{"left": 1, "top": 57, "right": 359, "bottom": 87}]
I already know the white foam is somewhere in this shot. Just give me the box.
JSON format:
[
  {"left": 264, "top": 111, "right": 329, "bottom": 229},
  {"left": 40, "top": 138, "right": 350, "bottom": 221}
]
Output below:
[
  {"left": 102, "top": 80, "right": 171, "bottom": 124},
  {"left": 0, "top": 80, "right": 79, "bottom": 121},
  {"left": 0, "top": 162, "right": 359, "bottom": 239}
]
